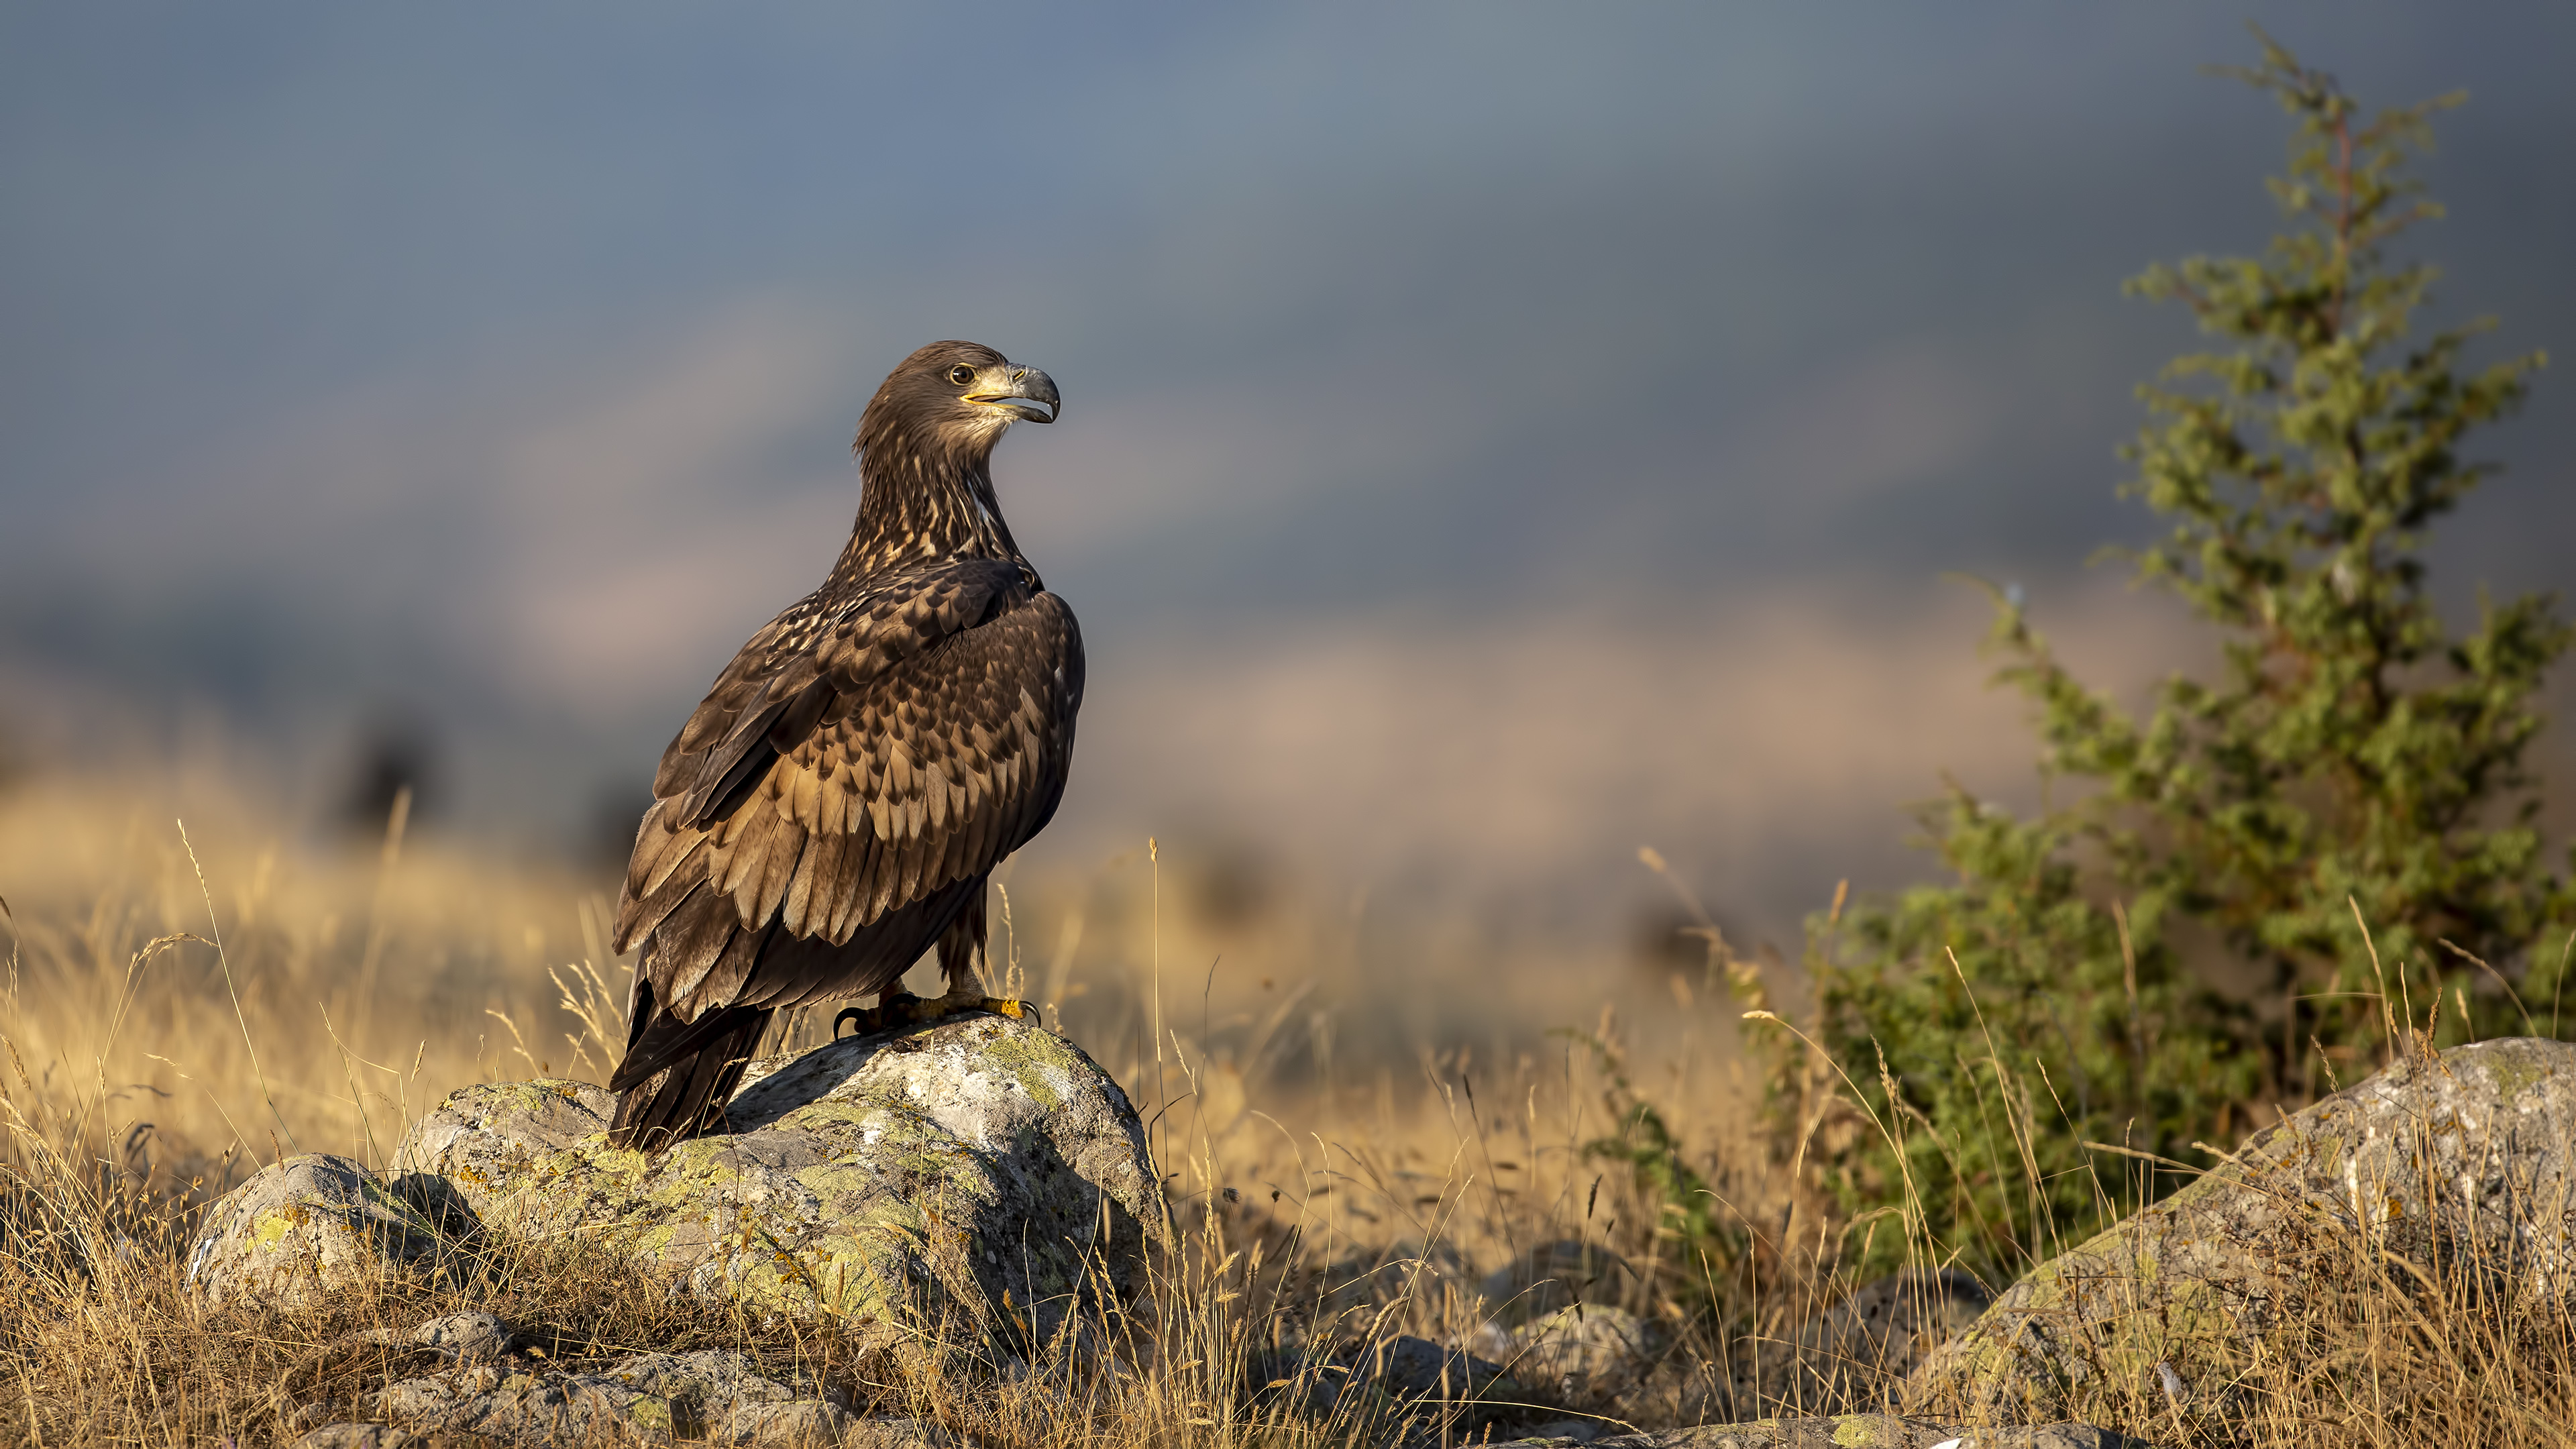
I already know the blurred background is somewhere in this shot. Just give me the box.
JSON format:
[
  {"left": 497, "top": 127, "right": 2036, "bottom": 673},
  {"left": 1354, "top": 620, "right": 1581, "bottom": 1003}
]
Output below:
[{"left": 3, "top": 3, "right": 2571, "bottom": 1017}]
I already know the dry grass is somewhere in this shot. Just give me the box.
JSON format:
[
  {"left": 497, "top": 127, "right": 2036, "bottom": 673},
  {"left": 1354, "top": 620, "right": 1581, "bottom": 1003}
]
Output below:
[{"left": 4, "top": 769, "right": 2574, "bottom": 1447}]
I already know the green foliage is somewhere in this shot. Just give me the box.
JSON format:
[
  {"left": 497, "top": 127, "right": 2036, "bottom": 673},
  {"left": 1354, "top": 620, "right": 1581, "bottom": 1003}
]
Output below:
[
  {"left": 1807, "top": 794, "right": 2264, "bottom": 1281},
  {"left": 1572, "top": 1033, "right": 1740, "bottom": 1271},
  {"left": 1807, "top": 34, "right": 2573, "bottom": 1280}
]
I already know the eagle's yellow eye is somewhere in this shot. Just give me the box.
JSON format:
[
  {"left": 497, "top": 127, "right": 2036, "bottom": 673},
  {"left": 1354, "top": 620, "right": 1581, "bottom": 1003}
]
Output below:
[{"left": 947, "top": 364, "right": 975, "bottom": 386}]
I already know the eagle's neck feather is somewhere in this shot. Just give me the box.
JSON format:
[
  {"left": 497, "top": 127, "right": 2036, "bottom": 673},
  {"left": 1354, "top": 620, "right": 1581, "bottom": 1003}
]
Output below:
[{"left": 837, "top": 429, "right": 1022, "bottom": 580}]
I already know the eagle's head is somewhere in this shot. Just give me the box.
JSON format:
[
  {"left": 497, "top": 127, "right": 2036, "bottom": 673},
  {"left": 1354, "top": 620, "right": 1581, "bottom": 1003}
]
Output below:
[{"left": 856, "top": 341, "right": 1059, "bottom": 471}]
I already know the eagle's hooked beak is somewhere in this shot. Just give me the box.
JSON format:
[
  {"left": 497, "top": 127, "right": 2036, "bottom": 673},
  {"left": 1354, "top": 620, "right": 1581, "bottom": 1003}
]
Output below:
[{"left": 968, "top": 366, "right": 1060, "bottom": 424}]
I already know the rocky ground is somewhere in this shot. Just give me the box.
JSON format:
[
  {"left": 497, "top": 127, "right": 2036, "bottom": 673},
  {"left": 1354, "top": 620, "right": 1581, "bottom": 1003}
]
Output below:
[
  {"left": 296, "top": 1316, "right": 876, "bottom": 1446},
  {"left": 183, "top": 1020, "right": 2576, "bottom": 1448}
]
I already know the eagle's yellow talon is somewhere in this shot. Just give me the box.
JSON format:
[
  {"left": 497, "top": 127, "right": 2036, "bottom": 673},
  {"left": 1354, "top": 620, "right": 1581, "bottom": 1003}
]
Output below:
[{"left": 839, "top": 990, "right": 1023, "bottom": 1037}]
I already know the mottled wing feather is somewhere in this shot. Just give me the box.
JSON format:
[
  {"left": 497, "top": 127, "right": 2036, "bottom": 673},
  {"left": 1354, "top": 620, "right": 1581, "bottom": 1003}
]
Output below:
[{"left": 612, "top": 557, "right": 1081, "bottom": 1020}]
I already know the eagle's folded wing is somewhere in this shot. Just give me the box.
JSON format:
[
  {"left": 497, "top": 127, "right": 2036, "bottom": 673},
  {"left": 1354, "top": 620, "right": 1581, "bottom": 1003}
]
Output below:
[{"left": 610, "top": 559, "right": 1081, "bottom": 1016}]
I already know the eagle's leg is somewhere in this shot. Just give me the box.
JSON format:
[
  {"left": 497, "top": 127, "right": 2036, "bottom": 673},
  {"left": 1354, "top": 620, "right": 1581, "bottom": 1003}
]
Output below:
[
  {"left": 929, "top": 888, "right": 1024, "bottom": 1020},
  {"left": 830, "top": 892, "right": 1022, "bottom": 1039}
]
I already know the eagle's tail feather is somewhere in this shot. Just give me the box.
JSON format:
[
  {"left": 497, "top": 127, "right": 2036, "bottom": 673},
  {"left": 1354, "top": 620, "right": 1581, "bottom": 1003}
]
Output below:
[{"left": 607, "top": 1004, "right": 771, "bottom": 1154}]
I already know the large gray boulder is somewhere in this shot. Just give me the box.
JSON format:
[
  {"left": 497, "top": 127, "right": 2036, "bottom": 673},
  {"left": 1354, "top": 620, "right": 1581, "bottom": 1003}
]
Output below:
[
  {"left": 393, "top": 1010, "right": 1162, "bottom": 1347},
  {"left": 1908, "top": 1036, "right": 2576, "bottom": 1423},
  {"left": 186, "top": 1152, "right": 451, "bottom": 1309}
]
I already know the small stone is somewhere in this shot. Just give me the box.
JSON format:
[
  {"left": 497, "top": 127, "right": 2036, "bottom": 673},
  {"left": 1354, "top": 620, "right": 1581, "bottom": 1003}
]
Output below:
[
  {"left": 412, "top": 1309, "right": 515, "bottom": 1362},
  {"left": 286, "top": 1401, "right": 345, "bottom": 1430},
  {"left": 1479, "top": 1239, "right": 1634, "bottom": 1326},
  {"left": 1380, "top": 1334, "right": 1509, "bottom": 1401},
  {"left": 382, "top": 1362, "right": 644, "bottom": 1442},
  {"left": 376, "top": 1378, "right": 458, "bottom": 1419},
  {"left": 582, "top": 1347, "right": 805, "bottom": 1411},
  {"left": 290, "top": 1425, "right": 419, "bottom": 1449},
  {"left": 1499, "top": 1305, "right": 1664, "bottom": 1403},
  {"left": 1309, "top": 1333, "right": 1512, "bottom": 1415},
  {"left": 843, "top": 1418, "right": 953, "bottom": 1449}
]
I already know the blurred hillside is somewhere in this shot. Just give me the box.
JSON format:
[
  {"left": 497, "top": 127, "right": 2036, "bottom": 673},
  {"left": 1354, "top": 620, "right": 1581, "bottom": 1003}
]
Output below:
[{"left": 3, "top": 5, "right": 2571, "bottom": 952}]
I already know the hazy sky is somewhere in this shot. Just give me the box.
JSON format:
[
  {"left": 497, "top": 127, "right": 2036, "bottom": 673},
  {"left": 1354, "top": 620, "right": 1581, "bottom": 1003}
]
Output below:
[{"left": 5, "top": 4, "right": 2571, "bottom": 946}]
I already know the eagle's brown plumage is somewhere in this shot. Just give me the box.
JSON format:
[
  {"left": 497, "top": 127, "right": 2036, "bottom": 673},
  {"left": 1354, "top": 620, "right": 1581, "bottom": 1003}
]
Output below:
[{"left": 604, "top": 341, "right": 1080, "bottom": 1152}]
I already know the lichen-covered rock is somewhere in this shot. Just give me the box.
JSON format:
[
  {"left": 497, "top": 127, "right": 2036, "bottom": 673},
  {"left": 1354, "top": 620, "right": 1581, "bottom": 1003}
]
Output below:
[
  {"left": 1909, "top": 1037, "right": 2576, "bottom": 1422},
  {"left": 394, "top": 1011, "right": 1162, "bottom": 1346},
  {"left": 186, "top": 1153, "right": 449, "bottom": 1309}
]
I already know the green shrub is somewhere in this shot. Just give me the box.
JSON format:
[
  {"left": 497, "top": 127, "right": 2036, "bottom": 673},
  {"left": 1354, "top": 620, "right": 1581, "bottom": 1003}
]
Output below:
[{"left": 1805, "top": 33, "right": 2573, "bottom": 1281}]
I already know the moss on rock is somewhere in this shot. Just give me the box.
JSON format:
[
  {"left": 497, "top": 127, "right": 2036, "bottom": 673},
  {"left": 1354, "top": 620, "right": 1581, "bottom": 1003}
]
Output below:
[
  {"left": 1907, "top": 1038, "right": 2576, "bottom": 1422},
  {"left": 187, "top": 1153, "right": 450, "bottom": 1309},
  {"left": 393, "top": 1010, "right": 1161, "bottom": 1350}
]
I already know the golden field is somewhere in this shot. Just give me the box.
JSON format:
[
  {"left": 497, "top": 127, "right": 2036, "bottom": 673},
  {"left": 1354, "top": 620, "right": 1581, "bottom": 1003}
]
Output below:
[{"left": 3, "top": 766, "right": 2573, "bottom": 1448}]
